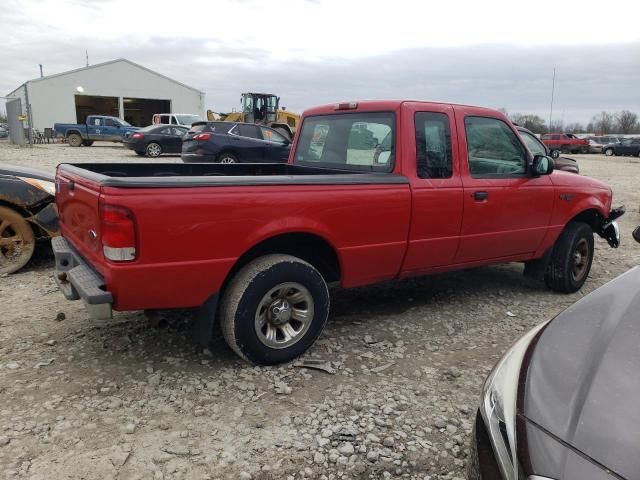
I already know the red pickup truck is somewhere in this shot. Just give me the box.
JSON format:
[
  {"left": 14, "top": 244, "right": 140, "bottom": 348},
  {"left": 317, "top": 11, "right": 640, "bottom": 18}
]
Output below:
[
  {"left": 540, "top": 133, "right": 590, "bottom": 157},
  {"left": 52, "top": 100, "right": 624, "bottom": 365}
]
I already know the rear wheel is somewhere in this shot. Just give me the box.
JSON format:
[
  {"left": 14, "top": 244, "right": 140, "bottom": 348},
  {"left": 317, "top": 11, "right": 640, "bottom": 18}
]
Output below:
[
  {"left": 604, "top": 148, "right": 614, "bottom": 156},
  {"left": 145, "top": 142, "right": 162, "bottom": 158},
  {"left": 220, "top": 254, "right": 330, "bottom": 365},
  {"left": 550, "top": 149, "right": 560, "bottom": 159},
  {"left": 218, "top": 152, "right": 237, "bottom": 164},
  {"left": 67, "top": 133, "right": 82, "bottom": 147},
  {"left": 0, "top": 206, "right": 36, "bottom": 275},
  {"left": 544, "top": 222, "right": 594, "bottom": 293}
]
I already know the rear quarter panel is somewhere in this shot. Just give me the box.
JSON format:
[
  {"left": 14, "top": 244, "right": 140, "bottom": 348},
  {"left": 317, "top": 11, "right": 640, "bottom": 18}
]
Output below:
[{"left": 99, "top": 182, "right": 411, "bottom": 310}]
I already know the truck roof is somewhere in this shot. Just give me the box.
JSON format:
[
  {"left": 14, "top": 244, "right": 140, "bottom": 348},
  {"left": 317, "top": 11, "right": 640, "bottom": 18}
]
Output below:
[{"left": 302, "top": 100, "right": 499, "bottom": 116}]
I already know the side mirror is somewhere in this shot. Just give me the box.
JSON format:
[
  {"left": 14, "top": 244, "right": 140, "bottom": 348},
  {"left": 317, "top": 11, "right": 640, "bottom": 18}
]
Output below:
[
  {"left": 531, "top": 155, "right": 554, "bottom": 176},
  {"left": 633, "top": 226, "right": 640, "bottom": 244}
]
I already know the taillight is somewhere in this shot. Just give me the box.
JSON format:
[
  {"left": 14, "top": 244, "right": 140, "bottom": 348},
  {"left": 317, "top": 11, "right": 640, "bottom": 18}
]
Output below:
[
  {"left": 193, "top": 133, "right": 211, "bottom": 141},
  {"left": 131, "top": 133, "right": 144, "bottom": 139},
  {"left": 100, "top": 204, "right": 136, "bottom": 261}
]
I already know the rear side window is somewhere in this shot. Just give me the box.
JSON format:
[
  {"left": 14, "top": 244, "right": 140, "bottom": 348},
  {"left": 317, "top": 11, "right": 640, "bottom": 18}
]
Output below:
[
  {"left": 551, "top": 134, "right": 561, "bottom": 140},
  {"left": 414, "top": 112, "right": 452, "bottom": 179},
  {"left": 464, "top": 116, "right": 527, "bottom": 177},
  {"left": 238, "top": 124, "right": 260, "bottom": 139},
  {"left": 259, "top": 126, "right": 288, "bottom": 144},
  {"left": 294, "top": 112, "right": 395, "bottom": 172}
]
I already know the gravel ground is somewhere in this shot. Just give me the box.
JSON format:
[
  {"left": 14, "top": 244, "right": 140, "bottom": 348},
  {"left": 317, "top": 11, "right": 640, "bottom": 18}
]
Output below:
[{"left": 1, "top": 140, "right": 639, "bottom": 480}]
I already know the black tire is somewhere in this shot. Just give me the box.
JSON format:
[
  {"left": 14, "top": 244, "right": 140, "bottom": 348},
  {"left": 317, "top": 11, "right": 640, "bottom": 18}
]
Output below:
[
  {"left": 0, "top": 205, "right": 36, "bottom": 275},
  {"left": 135, "top": 151, "right": 145, "bottom": 156},
  {"left": 550, "top": 149, "right": 560, "bottom": 159},
  {"left": 67, "top": 133, "right": 82, "bottom": 147},
  {"left": 604, "top": 148, "right": 614, "bottom": 156},
  {"left": 217, "top": 152, "right": 238, "bottom": 164},
  {"left": 145, "top": 142, "right": 162, "bottom": 158},
  {"left": 220, "top": 254, "right": 330, "bottom": 365},
  {"left": 82, "top": 140, "right": 94, "bottom": 147},
  {"left": 544, "top": 222, "right": 594, "bottom": 293}
]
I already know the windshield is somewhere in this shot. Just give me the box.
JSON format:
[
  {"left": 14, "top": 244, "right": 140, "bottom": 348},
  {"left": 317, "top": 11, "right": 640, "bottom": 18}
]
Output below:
[
  {"left": 519, "top": 130, "right": 546, "bottom": 156},
  {"left": 294, "top": 112, "right": 395, "bottom": 172},
  {"left": 175, "top": 114, "right": 203, "bottom": 126}
]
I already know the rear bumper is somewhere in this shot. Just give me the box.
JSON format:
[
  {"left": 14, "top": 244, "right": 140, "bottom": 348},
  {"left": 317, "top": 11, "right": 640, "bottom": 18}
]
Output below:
[{"left": 52, "top": 236, "right": 113, "bottom": 320}]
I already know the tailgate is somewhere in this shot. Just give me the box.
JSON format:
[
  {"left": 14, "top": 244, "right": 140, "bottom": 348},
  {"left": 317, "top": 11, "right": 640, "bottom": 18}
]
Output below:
[{"left": 55, "top": 167, "right": 105, "bottom": 272}]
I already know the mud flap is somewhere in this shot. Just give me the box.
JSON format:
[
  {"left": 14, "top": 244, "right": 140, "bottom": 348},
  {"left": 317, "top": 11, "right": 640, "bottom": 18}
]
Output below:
[{"left": 192, "top": 293, "right": 219, "bottom": 347}]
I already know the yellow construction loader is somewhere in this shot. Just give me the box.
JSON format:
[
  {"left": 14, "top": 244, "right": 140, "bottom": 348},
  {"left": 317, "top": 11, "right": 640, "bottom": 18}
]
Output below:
[{"left": 207, "top": 93, "right": 300, "bottom": 139}]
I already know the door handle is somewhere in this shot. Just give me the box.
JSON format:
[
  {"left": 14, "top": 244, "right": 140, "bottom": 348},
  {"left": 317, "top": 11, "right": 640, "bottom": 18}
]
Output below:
[{"left": 473, "top": 191, "right": 488, "bottom": 201}]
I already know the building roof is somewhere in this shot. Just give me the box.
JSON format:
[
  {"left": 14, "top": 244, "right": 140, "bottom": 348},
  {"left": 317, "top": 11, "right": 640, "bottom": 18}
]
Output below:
[{"left": 7, "top": 58, "right": 204, "bottom": 96}]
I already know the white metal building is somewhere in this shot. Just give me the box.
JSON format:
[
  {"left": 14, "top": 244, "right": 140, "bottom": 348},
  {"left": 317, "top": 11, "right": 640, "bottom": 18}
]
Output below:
[{"left": 7, "top": 58, "right": 205, "bottom": 130}]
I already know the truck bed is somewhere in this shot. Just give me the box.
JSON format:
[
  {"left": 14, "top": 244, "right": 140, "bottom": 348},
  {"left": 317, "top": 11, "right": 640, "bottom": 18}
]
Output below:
[{"left": 58, "top": 163, "right": 408, "bottom": 187}]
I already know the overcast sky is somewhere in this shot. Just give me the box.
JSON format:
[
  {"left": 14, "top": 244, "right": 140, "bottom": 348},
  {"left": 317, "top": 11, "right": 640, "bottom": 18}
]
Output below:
[{"left": 2, "top": 0, "right": 639, "bottom": 124}]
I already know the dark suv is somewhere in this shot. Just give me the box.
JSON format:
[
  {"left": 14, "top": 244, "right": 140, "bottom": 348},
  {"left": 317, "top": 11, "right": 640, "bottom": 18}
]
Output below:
[
  {"left": 181, "top": 121, "right": 291, "bottom": 163},
  {"left": 603, "top": 137, "right": 640, "bottom": 157}
]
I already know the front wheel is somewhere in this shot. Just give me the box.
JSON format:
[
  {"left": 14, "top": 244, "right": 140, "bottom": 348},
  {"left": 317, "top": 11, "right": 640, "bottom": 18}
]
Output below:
[
  {"left": 220, "top": 254, "right": 330, "bottom": 365},
  {"left": 544, "top": 222, "right": 594, "bottom": 293},
  {"left": 145, "top": 142, "right": 162, "bottom": 158},
  {"left": 0, "top": 206, "right": 36, "bottom": 275},
  {"left": 604, "top": 148, "right": 614, "bottom": 156}
]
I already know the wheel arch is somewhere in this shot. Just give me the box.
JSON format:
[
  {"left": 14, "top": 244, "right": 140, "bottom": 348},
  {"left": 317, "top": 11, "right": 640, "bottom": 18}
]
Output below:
[
  {"left": 221, "top": 232, "right": 342, "bottom": 295},
  {"left": 65, "top": 129, "right": 82, "bottom": 138}
]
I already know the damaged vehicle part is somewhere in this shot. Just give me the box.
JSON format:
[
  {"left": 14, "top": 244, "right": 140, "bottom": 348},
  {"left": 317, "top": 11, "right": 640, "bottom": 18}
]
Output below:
[{"left": 0, "top": 163, "right": 60, "bottom": 274}]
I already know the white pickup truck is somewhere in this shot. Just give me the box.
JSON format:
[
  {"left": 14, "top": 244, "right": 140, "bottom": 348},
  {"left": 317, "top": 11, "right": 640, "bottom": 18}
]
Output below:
[{"left": 152, "top": 113, "right": 203, "bottom": 126}]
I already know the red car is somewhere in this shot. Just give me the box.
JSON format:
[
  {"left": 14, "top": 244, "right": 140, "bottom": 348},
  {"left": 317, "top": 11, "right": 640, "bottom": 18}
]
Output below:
[
  {"left": 540, "top": 133, "right": 590, "bottom": 157},
  {"left": 52, "top": 100, "right": 623, "bottom": 365}
]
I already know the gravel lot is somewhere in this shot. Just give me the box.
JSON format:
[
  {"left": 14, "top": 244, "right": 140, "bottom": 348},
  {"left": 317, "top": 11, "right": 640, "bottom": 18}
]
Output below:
[{"left": 1, "top": 140, "right": 639, "bottom": 480}]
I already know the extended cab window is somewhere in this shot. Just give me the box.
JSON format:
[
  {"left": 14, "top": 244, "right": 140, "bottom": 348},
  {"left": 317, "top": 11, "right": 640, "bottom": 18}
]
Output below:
[
  {"left": 295, "top": 112, "right": 395, "bottom": 172},
  {"left": 465, "top": 116, "right": 527, "bottom": 177},
  {"left": 415, "top": 112, "right": 452, "bottom": 179}
]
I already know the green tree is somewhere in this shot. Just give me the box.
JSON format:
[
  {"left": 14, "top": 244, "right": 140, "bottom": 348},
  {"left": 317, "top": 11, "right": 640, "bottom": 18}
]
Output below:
[{"left": 509, "top": 113, "right": 547, "bottom": 134}]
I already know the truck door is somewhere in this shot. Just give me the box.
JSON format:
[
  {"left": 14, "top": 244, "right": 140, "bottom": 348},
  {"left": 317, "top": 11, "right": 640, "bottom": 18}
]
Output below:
[
  {"left": 453, "top": 109, "right": 554, "bottom": 263},
  {"left": 87, "top": 116, "right": 103, "bottom": 140},
  {"left": 401, "top": 104, "right": 464, "bottom": 273},
  {"left": 103, "top": 118, "right": 121, "bottom": 141}
]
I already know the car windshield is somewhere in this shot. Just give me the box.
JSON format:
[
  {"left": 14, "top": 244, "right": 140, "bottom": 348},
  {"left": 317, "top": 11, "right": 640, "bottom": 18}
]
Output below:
[
  {"left": 175, "top": 115, "right": 203, "bottom": 126},
  {"left": 294, "top": 112, "right": 395, "bottom": 172},
  {"left": 519, "top": 131, "right": 546, "bottom": 156}
]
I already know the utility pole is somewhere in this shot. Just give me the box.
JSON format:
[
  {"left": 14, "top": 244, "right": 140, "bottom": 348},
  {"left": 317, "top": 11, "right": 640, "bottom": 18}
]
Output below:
[
  {"left": 85, "top": 50, "right": 89, "bottom": 67},
  {"left": 39, "top": 64, "right": 43, "bottom": 78},
  {"left": 549, "top": 67, "right": 556, "bottom": 133}
]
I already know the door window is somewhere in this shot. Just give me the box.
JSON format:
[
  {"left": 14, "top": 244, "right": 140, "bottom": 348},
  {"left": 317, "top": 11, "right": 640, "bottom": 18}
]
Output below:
[
  {"left": 259, "top": 126, "right": 288, "bottom": 144},
  {"left": 551, "top": 134, "right": 561, "bottom": 140},
  {"left": 415, "top": 112, "right": 452, "bottom": 179},
  {"left": 104, "top": 118, "right": 117, "bottom": 127},
  {"left": 464, "top": 116, "right": 527, "bottom": 177}
]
